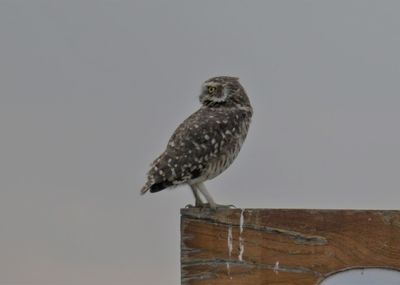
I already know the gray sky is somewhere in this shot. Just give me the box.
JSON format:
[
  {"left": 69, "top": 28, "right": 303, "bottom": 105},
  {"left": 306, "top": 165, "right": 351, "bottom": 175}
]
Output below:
[{"left": 1, "top": 1, "right": 400, "bottom": 284}]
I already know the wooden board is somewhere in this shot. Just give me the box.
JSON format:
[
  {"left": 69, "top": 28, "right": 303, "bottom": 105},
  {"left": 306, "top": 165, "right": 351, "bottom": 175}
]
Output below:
[{"left": 181, "top": 208, "right": 400, "bottom": 285}]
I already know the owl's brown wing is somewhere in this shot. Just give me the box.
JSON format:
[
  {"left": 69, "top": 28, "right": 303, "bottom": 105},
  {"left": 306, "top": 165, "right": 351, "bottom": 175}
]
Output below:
[{"left": 141, "top": 106, "right": 249, "bottom": 194}]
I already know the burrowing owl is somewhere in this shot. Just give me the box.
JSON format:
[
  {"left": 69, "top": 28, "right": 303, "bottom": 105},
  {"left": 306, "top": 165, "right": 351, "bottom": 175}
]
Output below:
[{"left": 140, "top": 76, "right": 253, "bottom": 209}]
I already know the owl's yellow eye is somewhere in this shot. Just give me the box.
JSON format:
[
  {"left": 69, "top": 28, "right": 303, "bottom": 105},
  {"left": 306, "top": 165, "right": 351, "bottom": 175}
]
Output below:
[{"left": 207, "top": 86, "right": 217, "bottom": 94}]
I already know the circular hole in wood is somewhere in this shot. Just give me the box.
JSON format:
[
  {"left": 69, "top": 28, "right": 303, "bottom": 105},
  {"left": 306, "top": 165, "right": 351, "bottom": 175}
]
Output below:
[{"left": 320, "top": 268, "right": 400, "bottom": 285}]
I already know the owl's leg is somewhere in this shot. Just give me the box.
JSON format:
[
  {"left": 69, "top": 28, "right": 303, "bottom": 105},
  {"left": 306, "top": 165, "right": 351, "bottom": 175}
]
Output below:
[
  {"left": 195, "top": 182, "right": 236, "bottom": 210},
  {"left": 195, "top": 182, "right": 217, "bottom": 210},
  {"left": 190, "top": 184, "right": 204, "bottom": 207}
]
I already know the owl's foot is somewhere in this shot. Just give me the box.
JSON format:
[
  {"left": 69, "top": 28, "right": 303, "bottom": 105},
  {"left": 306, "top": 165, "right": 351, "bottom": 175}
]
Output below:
[
  {"left": 198, "top": 203, "right": 236, "bottom": 211},
  {"left": 184, "top": 203, "right": 235, "bottom": 210},
  {"left": 216, "top": 204, "right": 236, "bottom": 209},
  {"left": 214, "top": 203, "right": 236, "bottom": 210},
  {"left": 185, "top": 200, "right": 208, "bottom": 208}
]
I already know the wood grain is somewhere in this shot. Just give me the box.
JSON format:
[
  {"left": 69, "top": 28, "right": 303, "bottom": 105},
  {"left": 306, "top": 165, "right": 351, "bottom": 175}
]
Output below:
[{"left": 181, "top": 208, "right": 400, "bottom": 285}]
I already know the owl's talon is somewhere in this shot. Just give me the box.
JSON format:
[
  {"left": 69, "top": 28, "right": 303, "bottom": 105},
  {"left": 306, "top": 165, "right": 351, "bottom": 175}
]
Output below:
[
  {"left": 221, "top": 204, "right": 236, "bottom": 209},
  {"left": 191, "top": 203, "right": 236, "bottom": 211},
  {"left": 185, "top": 203, "right": 209, "bottom": 209},
  {"left": 215, "top": 204, "right": 236, "bottom": 209}
]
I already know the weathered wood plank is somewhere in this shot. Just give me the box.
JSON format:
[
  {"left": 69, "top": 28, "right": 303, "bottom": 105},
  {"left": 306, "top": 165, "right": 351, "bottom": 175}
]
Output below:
[{"left": 181, "top": 208, "right": 400, "bottom": 285}]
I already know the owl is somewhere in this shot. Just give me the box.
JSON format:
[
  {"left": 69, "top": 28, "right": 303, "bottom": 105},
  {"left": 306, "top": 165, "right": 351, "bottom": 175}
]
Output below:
[{"left": 140, "top": 76, "right": 253, "bottom": 209}]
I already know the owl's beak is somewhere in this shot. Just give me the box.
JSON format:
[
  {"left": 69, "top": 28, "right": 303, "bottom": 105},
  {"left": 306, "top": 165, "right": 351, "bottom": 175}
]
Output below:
[{"left": 199, "top": 92, "right": 207, "bottom": 103}]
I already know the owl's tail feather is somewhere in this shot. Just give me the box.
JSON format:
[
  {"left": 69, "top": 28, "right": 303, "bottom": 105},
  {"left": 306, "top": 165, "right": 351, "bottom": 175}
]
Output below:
[
  {"left": 140, "top": 184, "right": 151, "bottom": 195},
  {"left": 140, "top": 181, "right": 173, "bottom": 195}
]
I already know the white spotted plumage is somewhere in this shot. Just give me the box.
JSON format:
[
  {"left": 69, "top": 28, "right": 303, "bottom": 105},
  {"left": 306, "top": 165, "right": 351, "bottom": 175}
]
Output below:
[{"left": 140, "top": 76, "right": 253, "bottom": 209}]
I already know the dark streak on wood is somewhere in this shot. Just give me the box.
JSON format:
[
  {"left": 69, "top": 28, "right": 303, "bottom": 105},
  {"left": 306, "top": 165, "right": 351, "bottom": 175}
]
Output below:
[{"left": 181, "top": 208, "right": 400, "bottom": 285}]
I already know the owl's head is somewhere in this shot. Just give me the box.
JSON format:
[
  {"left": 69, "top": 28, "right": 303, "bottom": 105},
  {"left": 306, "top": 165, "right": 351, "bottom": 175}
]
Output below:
[{"left": 199, "top": 76, "right": 251, "bottom": 108}]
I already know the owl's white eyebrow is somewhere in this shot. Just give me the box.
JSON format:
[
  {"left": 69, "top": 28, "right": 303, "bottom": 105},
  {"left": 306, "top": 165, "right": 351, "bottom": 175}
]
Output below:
[{"left": 203, "top": 82, "right": 219, "bottom": 87}]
